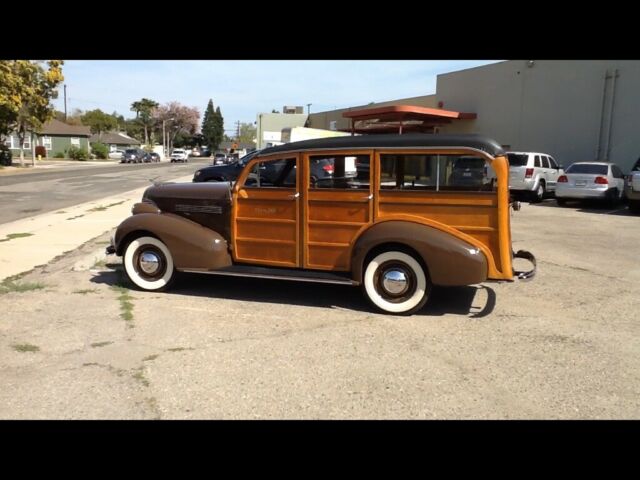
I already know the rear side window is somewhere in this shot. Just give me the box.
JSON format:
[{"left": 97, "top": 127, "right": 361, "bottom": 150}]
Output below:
[
  {"left": 565, "top": 164, "right": 608, "bottom": 175},
  {"left": 611, "top": 165, "right": 624, "bottom": 178},
  {"left": 309, "top": 154, "right": 370, "bottom": 190},
  {"left": 379, "top": 154, "right": 495, "bottom": 192},
  {"left": 548, "top": 157, "right": 558, "bottom": 169},
  {"left": 507, "top": 153, "right": 528, "bottom": 166},
  {"left": 541, "top": 156, "right": 550, "bottom": 168},
  {"left": 244, "top": 158, "right": 296, "bottom": 188},
  {"left": 534, "top": 156, "right": 541, "bottom": 168}
]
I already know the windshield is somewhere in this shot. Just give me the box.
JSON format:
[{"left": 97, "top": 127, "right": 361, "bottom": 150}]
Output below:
[
  {"left": 125, "top": 149, "right": 137, "bottom": 154},
  {"left": 507, "top": 153, "right": 528, "bottom": 167},
  {"left": 566, "top": 164, "right": 608, "bottom": 175}
]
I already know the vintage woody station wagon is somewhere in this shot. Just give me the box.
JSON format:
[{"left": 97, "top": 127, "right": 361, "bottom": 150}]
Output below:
[{"left": 107, "top": 134, "right": 535, "bottom": 315}]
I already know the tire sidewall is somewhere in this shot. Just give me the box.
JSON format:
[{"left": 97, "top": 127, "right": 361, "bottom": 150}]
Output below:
[
  {"left": 363, "top": 251, "right": 429, "bottom": 315},
  {"left": 123, "top": 236, "right": 175, "bottom": 291}
]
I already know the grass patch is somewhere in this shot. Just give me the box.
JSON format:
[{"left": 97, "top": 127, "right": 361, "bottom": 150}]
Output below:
[
  {"left": 66, "top": 214, "right": 84, "bottom": 220},
  {"left": 111, "top": 285, "right": 134, "bottom": 327},
  {"left": 92, "top": 259, "right": 107, "bottom": 268},
  {"left": 132, "top": 367, "right": 149, "bottom": 387},
  {"left": 88, "top": 201, "right": 125, "bottom": 212},
  {"left": 73, "top": 288, "right": 98, "bottom": 295},
  {"left": 143, "top": 354, "right": 159, "bottom": 362},
  {"left": 0, "top": 278, "right": 45, "bottom": 295},
  {"left": 12, "top": 343, "right": 40, "bottom": 353},
  {"left": 90, "top": 341, "right": 112, "bottom": 348},
  {"left": 0, "top": 232, "right": 34, "bottom": 243}
]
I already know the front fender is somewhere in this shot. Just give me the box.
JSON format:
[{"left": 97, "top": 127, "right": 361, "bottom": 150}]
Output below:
[
  {"left": 351, "top": 221, "right": 488, "bottom": 286},
  {"left": 114, "top": 212, "right": 232, "bottom": 270}
]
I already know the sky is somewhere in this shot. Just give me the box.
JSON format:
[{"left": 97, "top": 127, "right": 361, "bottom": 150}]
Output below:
[{"left": 52, "top": 60, "right": 502, "bottom": 135}]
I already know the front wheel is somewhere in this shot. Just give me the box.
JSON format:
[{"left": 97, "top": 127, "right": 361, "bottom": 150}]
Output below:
[
  {"left": 362, "top": 250, "right": 430, "bottom": 315},
  {"left": 123, "top": 236, "right": 175, "bottom": 291}
]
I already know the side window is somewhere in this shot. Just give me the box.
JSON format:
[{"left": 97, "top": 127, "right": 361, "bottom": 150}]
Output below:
[
  {"left": 379, "top": 154, "right": 495, "bottom": 192},
  {"left": 548, "top": 156, "right": 558, "bottom": 169},
  {"left": 309, "top": 154, "right": 370, "bottom": 189},
  {"left": 611, "top": 165, "right": 623, "bottom": 179},
  {"left": 534, "top": 155, "right": 541, "bottom": 168},
  {"left": 244, "top": 157, "right": 296, "bottom": 188},
  {"left": 541, "top": 156, "right": 550, "bottom": 168}
]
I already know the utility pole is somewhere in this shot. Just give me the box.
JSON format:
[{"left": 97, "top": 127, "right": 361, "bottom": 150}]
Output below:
[
  {"left": 64, "top": 84, "right": 67, "bottom": 121},
  {"left": 235, "top": 120, "right": 241, "bottom": 141},
  {"left": 307, "top": 103, "right": 312, "bottom": 115}
]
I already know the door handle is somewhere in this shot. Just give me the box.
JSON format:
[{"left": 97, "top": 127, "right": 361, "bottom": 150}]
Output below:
[
  {"left": 288, "top": 192, "right": 300, "bottom": 199},
  {"left": 363, "top": 194, "right": 373, "bottom": 200}
]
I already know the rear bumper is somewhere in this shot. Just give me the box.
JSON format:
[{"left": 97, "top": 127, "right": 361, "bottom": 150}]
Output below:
[{"left": 556, "top": 185, "right": 609, "bottom": 199}]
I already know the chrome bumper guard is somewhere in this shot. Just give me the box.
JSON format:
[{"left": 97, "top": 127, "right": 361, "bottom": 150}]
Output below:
[{"left": 513, "top": 250, "right": 536, "bottom": 280}]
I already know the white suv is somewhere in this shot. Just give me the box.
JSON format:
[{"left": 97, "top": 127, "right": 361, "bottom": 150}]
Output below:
[
  {"left": 170, "top": 149, "right": 189, "bottom": 163},
  {"left": 507, "top": 152, "right": 564, "bottom": 202}
]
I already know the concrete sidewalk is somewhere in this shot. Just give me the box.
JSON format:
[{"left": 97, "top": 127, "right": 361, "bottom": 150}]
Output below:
[
  {"left": 0, "top": 159, "right": 122, "bottom": 176},
  {"left": 0, "top": 174, "right": 193, "bottom": 282}
]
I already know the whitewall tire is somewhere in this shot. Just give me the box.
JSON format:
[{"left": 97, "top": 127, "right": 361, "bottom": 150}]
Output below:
[
  {"left": 363, "top": 250, "right": 430, "bottom": 315},
  {"left": 123, "top": 236, "right": 175, "bottom": 291}
]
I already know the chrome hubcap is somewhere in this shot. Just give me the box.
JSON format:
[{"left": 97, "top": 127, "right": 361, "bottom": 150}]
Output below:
[
  {"left": 382, "top": 269, "right": 409, "bottom": 295},
  {"left": 139, "top": 251, "right": 161, "bottom": 275}
]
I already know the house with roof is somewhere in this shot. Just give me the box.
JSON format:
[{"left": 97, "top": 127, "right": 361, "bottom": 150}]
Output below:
[
  {"left": 5, "top": 119, "right": 91, "bottom": 158},
  {"left": 90, "top": 131, "right": 141, "bottom": 153}
]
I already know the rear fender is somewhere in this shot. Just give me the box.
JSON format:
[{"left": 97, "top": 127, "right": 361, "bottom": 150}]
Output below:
[
  {"left": 114, "top": 212, "right": 232, "bottom": 270},
  {"left": 351, "top": 221, "right": 488, "bottom": 287}
]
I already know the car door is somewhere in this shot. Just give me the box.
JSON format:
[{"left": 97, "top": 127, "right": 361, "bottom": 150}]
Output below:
[
  {"left": 303, "top": 150, "right": 373, "bottom": 271},
  {"left": 610, "top": 164, "right": 625, "bottom": 193},
  {"left": 232, "top": 154, "right": 300, "bottom": 267}
]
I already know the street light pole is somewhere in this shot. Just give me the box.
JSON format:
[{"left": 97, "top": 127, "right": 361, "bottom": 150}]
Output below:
[{"left": 307, "top": 103, "right": 312, "bottom": 115}]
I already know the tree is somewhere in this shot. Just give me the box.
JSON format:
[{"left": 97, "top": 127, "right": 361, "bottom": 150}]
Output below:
[
  {"left": 81, "top": 109, "right": 117, "bottom": 137},
  {"left": 214, "top": 106, "right": 224, "bottom": 150},
  {"left": 238, "top": 122, "right": 257, "bottom": 145},
  {"left": 130, "top": 98, "right": 159, "bottom": 146},
  {"left": 201, "top": 99, "right": 217, "bottom": 150},
  {"left": 154, "top": 102, "right": 200, "bottom": 152},
  {"left": 0, "top": 60, "right": 64, "bottom": 167}
]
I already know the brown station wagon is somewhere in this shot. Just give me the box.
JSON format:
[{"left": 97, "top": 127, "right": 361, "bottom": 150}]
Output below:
[{"left": 107, "top": 134, "right": 536, "bottom": 315}]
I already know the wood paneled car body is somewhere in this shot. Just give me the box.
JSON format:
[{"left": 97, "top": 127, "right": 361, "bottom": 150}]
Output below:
[{"left": 108, "top": 134, "right": 535, "bottom": 315}]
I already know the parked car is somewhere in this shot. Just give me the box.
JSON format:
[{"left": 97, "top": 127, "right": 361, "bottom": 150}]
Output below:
[
  {"left": 121, "top": 148, "right": 145, "bottom": 163},
  {"left": 109, "top": 149, "right": 125, "bottom": 160},
  {"left": 625, "top": 157, "right": 640, "bottom": 213},
  {"left": 213, "top": 152, "right": 228, "bottom": 165},
  {"left": 192, "top": 150, "right": 261, "bottom": 182},
  {"left": 0, "top": 144, "right": 12, "bottom": 166},
  {"left": 143, "top": 152, "right": 160, "bottom": 163},
  {"left": 449, "top": 156, "right": 496, "bottom": 188},
  {"left": 200, "top": 148, "right": 211, "bottom": 157},
  {"left": 555, "top": 162, "right": 626, "bottom": 206},
  {"left": 170, "top": 149, "right": 189, "bottom": 163},
  {"left": 507, "top": 151, "right": 563, "bottom": 202},
  {"left": 189, "top": 149, "right": 201, "bottom": 157},
  {"left": 108, "top": 134, "right": 536, "bottom": 315}
]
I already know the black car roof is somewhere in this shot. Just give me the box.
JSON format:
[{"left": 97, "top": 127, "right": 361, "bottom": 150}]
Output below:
[{"left": 259, "top": 133, "right": 504, "bottom": 157}]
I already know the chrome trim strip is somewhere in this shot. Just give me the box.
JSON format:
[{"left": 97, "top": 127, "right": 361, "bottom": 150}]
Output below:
[{"left": 178, "top": 268, "right": 359, "bottom": 286}]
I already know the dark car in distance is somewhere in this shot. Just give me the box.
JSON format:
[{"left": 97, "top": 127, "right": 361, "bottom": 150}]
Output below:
[
  {"left": 121, "top": 148, "right": 145, "bottom": 163},
  {"left": 449, "top": 156, "right": 495, "bottom": 187},
  {"left": 143, "top": 152, "right": 160, "bottom": 163}
]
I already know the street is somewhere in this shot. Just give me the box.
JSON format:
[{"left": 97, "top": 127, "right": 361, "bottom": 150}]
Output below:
[{"left": 0, "top": 159, "right": 209, "bottom": 224}]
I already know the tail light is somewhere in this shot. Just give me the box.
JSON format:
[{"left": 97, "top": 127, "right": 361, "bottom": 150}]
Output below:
[
  {"left": 594, "top": 176, "right": 608, "bottom": 185},
  {"left": 557, "top": 175, "right": 568, "bottom": 183},
  {"left": 525, "top": 168, "right": 534, "bottom": 179},
  {"left": 323, "top": 164, "right": 334, "bottom": 174}
]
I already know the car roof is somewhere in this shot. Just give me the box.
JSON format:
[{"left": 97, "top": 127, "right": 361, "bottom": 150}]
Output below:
[
  {"left": 259, "top": 133, "right": 504, "bottom": 157},
  {"left": 505, "top": 151, "right": 552, "bottom": 156},
  {"left": 569, "top": 161, "right": 613, "bottom": 165}
]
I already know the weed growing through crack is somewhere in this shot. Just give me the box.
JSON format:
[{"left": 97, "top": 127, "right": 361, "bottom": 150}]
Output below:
[
  {"left": 0, "top": 232, "right": 34, "bottom": 243},
  {"left": 12, "top": 343, "right": 40, "bottom": 353},
  {"left": 111, "top": 285, "right": 134, "bottom": 327},
  {"left": 90, "top": 341, "right": 113, "bottom": 348},
  {"left": 74, "top": 288, "right": 98, "bottom": 295},
  {"left": 88, "top": 201, "right": 125, "bottom": 212},
  {"left": 0, "top": 277, "right": 45, "bottom": 294}
]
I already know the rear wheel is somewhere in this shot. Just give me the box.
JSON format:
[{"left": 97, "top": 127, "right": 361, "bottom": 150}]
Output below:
[
  {"left": 362, "top": 250, "right": 430, "bottom": 315},
  {"left": 531, "top": 182, "right": 545, "bottom": 203},
  {"left": 629, "top": 199, "right": 640, "bottom": 213},
  {"left": 123, "top": 236, "right": 175, "bottom": 291}
]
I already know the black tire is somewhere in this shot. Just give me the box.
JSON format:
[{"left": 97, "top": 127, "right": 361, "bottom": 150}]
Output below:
[
  {"left": 123, "top": 236, "right": 176, "bottom": 292},
  {"left": 362, "top": 250, "right": 430, "bottom": 315},
  {"left": 606, "top": 188, "right": 620, "bottom": 208},
  {"left": 629, "top": 200, "right": 640, "bottom": 213}
]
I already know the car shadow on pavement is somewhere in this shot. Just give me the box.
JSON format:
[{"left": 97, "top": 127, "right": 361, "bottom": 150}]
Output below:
[{"left": 90, "top": 268, "right": 496, "bottom": 318}]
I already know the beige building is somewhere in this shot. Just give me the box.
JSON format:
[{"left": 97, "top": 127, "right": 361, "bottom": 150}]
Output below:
[{"left": 308, "top": 60, "right": 640, "bottom": 172}]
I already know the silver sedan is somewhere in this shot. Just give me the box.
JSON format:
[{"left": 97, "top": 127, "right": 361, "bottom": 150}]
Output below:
[{"left": 555, "top": 162, "right": 626, "bottom": 206}]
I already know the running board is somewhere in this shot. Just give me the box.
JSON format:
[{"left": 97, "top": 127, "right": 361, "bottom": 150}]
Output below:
[{"left": 178, "top": 265, "right": 359, "bottom": 286}]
